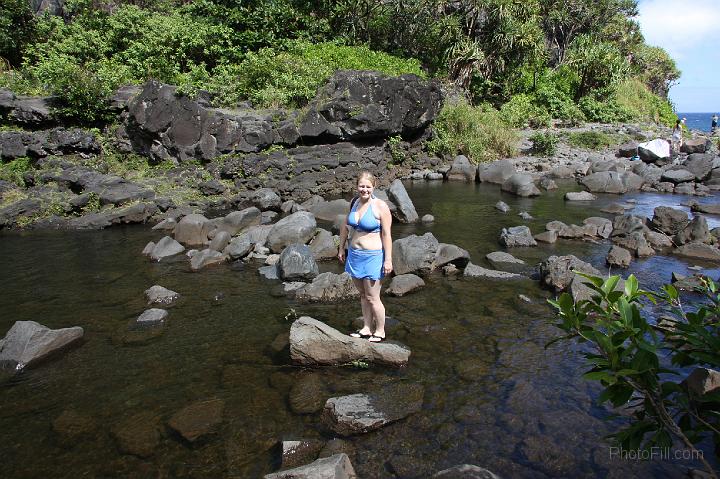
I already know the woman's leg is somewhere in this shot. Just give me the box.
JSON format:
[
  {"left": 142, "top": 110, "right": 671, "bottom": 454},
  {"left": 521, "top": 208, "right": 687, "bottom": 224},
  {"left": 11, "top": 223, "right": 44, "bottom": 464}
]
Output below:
[
  {"left": 363, "top": 279, "right": 385, "bottom": 338},
  {"left": 352, "top": 278, "right": 374, "bottom": 335}
]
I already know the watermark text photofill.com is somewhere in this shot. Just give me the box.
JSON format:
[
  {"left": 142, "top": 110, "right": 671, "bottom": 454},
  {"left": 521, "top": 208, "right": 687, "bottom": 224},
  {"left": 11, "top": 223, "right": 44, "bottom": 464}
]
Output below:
[{"left": 609, "top": 446, "right": 704, "bottom": 461}]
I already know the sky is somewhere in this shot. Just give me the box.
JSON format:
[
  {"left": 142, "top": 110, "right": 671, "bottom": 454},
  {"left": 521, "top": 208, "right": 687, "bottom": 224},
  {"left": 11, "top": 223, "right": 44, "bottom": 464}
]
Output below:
[{"left": 637, "top": 0, "right": 720, "bottom": 112}]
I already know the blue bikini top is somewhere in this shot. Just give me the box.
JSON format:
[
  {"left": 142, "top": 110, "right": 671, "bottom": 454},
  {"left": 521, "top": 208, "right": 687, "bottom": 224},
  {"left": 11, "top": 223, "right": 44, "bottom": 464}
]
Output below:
[{"left": 348, "top": 197, "right": 381, "bottom": 233}]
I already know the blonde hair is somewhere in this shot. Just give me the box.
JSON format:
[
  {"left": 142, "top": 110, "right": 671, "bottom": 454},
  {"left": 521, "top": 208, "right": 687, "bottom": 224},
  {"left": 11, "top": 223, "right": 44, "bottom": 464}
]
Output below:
[{"left": 357, "top": 171, "right": 377, "bottom": 187}]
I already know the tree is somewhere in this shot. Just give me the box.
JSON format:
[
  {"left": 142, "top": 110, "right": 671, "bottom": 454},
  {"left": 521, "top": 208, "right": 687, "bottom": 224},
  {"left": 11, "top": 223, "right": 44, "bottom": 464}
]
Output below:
[
  {"left": 566, "top": 34, "right": 629, "bottom": 100},
  {"left": 0, "top": 0, "right": 36, "bottom": 67},
  {"left": 633, "top": 45, "right": 681, "bottom": 98}
]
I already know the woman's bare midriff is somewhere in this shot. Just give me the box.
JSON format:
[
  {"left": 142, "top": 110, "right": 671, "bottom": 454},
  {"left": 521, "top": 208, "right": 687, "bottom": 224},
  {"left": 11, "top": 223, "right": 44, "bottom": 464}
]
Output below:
[{"left": 349, "top": 230, "right": 382, "bottom": 250}]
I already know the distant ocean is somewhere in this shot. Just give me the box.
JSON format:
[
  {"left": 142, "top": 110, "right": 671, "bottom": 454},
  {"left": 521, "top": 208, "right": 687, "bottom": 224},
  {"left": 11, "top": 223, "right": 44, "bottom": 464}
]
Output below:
[{"left": 677, "top": 112, "right": 717, "bottom": 132}]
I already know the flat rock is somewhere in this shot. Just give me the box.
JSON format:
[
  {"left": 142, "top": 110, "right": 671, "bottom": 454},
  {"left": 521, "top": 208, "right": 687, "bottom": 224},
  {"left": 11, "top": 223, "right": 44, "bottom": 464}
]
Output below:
[
  {"left": 463, "top": 262, "right": 524, "bottom": 280},
  {"left": 167, "top": 399, "right": 225, "bottom": 443},
  {"left": 385, "top": 274, "right": 425, "bottom": 296},
  {"left": 136, "top": 308, "right": 168, "bottom": 325},
  {"left": 145, "top": 285, "right": 179, "bottom": 305},
  {"left": 281, "top": 440, "right": 325, "bottom": 470},
  {"left": 0, "top": 321, "right": 84, "bottom": 371},
  {"left": 534, "top": 230, "right": 558, "bottom": 243},
  {"left": 190, "top": 248, "right": 225, "bottom": 271},
  {"left": 662, "top": 169, "right": 695, "bottom": 184},
  {"left": 289, "top": 317, "right": 410, "bottom": 367},
  {"left": 674, "top": 243, "right": 720, "bottom": 262},
  {"left": 433, "top": 464, "right": 500, "bottom": 479},
  {"left": 321, "top": 383, "right": 424, "bottom": 436},
  {"left": 478, "top": 159, "right": 515, "bottom": 184},
  {"left": 294, "top": 272, "right": 359, "bottom": 302},
  {"left": 565, "top": 191, "right": 596, "bottom": 201},
  {"left": 264, "top": 453, "right": 357, "bottom": 479},
  {"left": 485, "top": 251, "right": 525, "bottom": 272},
  {"left": 111, "top": 412, "right": 161, "bottom": 458}
]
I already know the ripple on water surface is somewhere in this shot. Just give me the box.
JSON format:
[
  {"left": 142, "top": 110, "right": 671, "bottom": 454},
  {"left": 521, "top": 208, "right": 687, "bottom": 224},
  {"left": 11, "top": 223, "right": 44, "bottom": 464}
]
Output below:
[{"left": 0, "top": 182, "right": 717, "bottom": 478}]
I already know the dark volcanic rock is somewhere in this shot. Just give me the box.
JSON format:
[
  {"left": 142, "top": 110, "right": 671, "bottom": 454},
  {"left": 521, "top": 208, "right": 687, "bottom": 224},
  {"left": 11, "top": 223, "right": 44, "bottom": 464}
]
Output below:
[
  {"left": 385, "top": 274, "right": 425, "bottom": 296},
  {"left": 277, "top": 243, "right": 319, "bottom": 281},
  {"left": 387, "top": 179, "right": 419, "bottom": 223},
  {"left": 297, "top": 70, "right": 443, "bottom": 141},
  {"left": 264, "top": 453, "right": 357, "bottom": 479},
  {"left": 167, "top": 399, "right": 225, "bottom": 443},
  {"left": 293, "top": 272, "right": 359, "bottom": 303},
  {"left": 266, "top": 211, "right": 317, "bottom": 253},
  {"left": 392, "top": 232, "right": 439, "bottom": 275},
  {"left": 651, "top": 206, "right": 689, "bottom": 235}
]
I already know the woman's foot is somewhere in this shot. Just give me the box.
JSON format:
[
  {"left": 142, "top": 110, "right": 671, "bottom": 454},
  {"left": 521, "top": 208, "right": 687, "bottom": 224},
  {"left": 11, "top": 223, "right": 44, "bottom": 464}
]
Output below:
[
  {"left": 350, "top": 329, "right": 372, "bottom": 339},
  {"left": 368, "top": 334, "right": 385, "bottom": 343}
]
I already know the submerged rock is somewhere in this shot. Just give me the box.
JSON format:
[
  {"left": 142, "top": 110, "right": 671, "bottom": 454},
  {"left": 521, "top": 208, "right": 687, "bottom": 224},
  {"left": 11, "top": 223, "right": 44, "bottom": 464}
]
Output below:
[
  {"left": 0, "top": 321, "right": 84, "bottom": 371},
  {"left": 167, "top": 398, "right": 225, "bottom": 443},
  {"left": 385, "top": 274, "right": 425, "bottom": 296},
  {"left": 432, "top": 464, "right": 500, "bottom": 479},
  {"left": 111, "top": 411, "right": 161, "bottom": 458},
  {"left": 322, "top": 382, "right": 424, "bottom": 436},
  {"left": 264, "top": 453, "right": 357, "bottom": 479},
  {"left": 293, "top": 272, "right": 358, "bottom": 302},
  {"left": 149, "top": 236, "right": 185, "bottom": 261},
  {"left": 463, "top": 262, "right": 524, "bottom": 280},
  {"left": 280, "top": 439, "right": 325, "bottom": 470}
]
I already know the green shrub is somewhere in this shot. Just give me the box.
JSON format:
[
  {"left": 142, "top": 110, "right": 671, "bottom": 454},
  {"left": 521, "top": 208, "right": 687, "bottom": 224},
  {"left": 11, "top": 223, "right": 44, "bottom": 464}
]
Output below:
[
  {"left": 529, "top": 132, "right": 557, "bottom": 156},
  {"left": 549, "top": 274, "right": 720, "bottom": 475},
  {"left": 614, "top": 79, "right": 677, "bottom": 126},
  {"left": 577, "top": 96, "right": 632, "bottom": 123},
  {"left": 427, "top": 97, "right": 518, "bottom": 163},
  {"left": 0, "top": 0, "right": 35, "bottom": 67},
  {"left": 535, "top": 84, "right": 585, "bottom": 125},
  {"left": 499, "top": 94, "right": 551, "bottom": 128},
  {"left": 222, "top": 40, "right": 425, "bottom": 108},
  {"left": 566, "top": 131, "right": 624, "bottom": 150},
  {"left": 0, "top": 156, "right": 32, "bottom": 186}
]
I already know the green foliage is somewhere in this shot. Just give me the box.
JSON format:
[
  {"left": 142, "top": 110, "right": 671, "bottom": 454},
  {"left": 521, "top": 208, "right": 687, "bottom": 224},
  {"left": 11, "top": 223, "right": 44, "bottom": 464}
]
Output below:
[
  {"left": 427, "top": 97, "right": 518, "bottom": 163},
  {"left": 499, "top": 94, "right": 551, "bottom": 128},
  {"left": 387, "top": 135, "right": 406, "bottom": 165},
  {"left": 534, "top": 83, "right": 585, "bottom": 124},
  {"left": 632, "top": 44, "right": 681, "bottom": 98},
  {"left": 82, "top": 191, "right": 102, "bottom": 214},
  {"left": 0, "top": 157, "right": 32, "bottom": 187},
  {"left": 565, "top": 131, "right": 625, "bottom": 150},
  {"left": 223, "top": 40, "right": 424, "bottom": 108},
  {"left": 613, "top": 79, "right": 677, "bottom": 126},
  {"left": 565, "top": 34, "right": 629, "bottom": 100},
  {"left": 549, "top": 273, "right": 720, "bottom": 473},
  {"left": 529, "top": 132, "right": 557, "bottom": 156},
  {"left": 0, "top": 0, "right": 35, "bottom": 67}
]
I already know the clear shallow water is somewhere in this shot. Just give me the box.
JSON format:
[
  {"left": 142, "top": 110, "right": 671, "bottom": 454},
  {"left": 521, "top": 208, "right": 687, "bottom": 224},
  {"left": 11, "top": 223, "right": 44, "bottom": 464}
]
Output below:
[{"left": 1, "top": 182, "right": 719, "bottom": 478}]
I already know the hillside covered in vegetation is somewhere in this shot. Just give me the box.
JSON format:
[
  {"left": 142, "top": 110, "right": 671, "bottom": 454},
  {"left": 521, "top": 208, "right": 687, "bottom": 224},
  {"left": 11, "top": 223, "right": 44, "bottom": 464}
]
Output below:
[{"left": 1, "top": 0, "right": 679, "bottom": 127}]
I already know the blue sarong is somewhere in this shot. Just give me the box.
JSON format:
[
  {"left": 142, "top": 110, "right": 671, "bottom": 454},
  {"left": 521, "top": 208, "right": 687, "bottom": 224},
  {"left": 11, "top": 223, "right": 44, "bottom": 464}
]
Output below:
[{"left": 345, "top": 247, "right": 384, "bottom": 280}]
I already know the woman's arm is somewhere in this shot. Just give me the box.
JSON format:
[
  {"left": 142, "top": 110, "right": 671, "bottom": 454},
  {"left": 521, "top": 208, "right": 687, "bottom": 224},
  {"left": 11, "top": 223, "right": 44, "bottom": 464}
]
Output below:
[
  {"left": 338, "top": 213, "right": 349, "bottom": 263},
  {"left": 378, "top": 199, "right": 393, "bottom": 275}
]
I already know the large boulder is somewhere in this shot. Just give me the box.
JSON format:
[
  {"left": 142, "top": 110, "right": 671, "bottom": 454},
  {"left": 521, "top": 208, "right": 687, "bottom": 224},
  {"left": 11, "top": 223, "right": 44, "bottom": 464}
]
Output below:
[
  {"left": 435, "top": 243, "right": 470, "bottom": 269},
  {"left": 500, "top": 226, "right": 537, "bottom": 247},
  {"left": 651, "top": 207, "right": 689, "bottom": 235},
  {"left": 674, "top": 243, "right": 720, "bottom": 262},
  {"left": 294, "top": 272, "right": 359, "bottom": 303},
  {"left": 682, "top": 153, "right": 714, "bottom": 181},
  {"left": 392, "top": 233, "right": 439, "bottom": 275},
  {"left": 580, "top": 171, "right": 644, "bottom": 194},
  {"left": 463, "top": 263, "right": 524, "bottom": 280},
  {"left": 309, "top": 229, "right": 338, "bottom": 260},
  {"left": 277, "top": 244, "right": 319, "bottom": 281},
  {"left": 485, "top": 251, "right": 526, "bottom": 272},
  {"left": 321, "top": 383, "right": 424, "bottom": 436},
  {"left": 478, "top": 159, "right": 515, "bottom": 184},
  {"left": 148, "top": 236, "right": 185, "bottom": 261},
  {"left": 637, "top": 139, "right": 670, "bottom": 164},
  {"left": 606, "top": 246, "right": 632, "bottom": 268},
  {"left": 385, "top": 274, "right": 425, "bottom": 296},
  {"left": 617, "top": 142, "right": 638, "bottom": 158},
  {"left": 501, "top": 173, "right": 540, "bottom": 197},
  {"left": 675, "top": 216, "right": 711, "bottom": 245},
  {"left": 297, "top": 70, "right": 443, "bottom": 141},
  {"left": 538, "top": 255, "right": 602, "bottom": 301},
  {"left": 174, "top": 214, "right": 211, "bottom": 246},
  {"left": 681, "top": 138, "right": 711, "bottom": 154},
  {"left": 0, "top": 321, "right": 84, "bottom": 371},
  {"left": 216, "top": 207, "right": 261, "bottom": 236},
  {"left": 264, "top": 453, "right": 357, "bottom": 479},
  {"left": 308, "top": 199, "right": 350, "bottom": 222},
  {"left": 289, "top": 317, "right": 410, "bottom": 367},
  {"left": 266, "top": 211, "right": 317, "bottom": 253},
  {"left": 190, "top": 249, "right": 225, "bottom": 271},
  {"left": 387, "top": 179, "right": 418, "bottom": 223},
  {"left": 251, "top": 188, "right": 282, "bottom": 211},
  {"left": 662, "top": 169, "right": 695, "bottom": 184},
  {"left": 447, "top": 155, "right": 476, "bottom": 181}
]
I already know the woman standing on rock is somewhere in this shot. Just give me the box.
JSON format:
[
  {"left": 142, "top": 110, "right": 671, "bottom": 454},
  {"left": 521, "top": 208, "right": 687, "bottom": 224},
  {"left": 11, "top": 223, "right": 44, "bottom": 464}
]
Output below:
[{"left": 338, "top": 171, "right": 393, "bottom": 342}]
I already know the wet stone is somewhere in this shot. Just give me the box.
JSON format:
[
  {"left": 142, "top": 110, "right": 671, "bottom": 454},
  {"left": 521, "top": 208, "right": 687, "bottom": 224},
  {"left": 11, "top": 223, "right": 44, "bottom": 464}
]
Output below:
[
  {"left": 136, "top": 308, "right": 168, "bottom": 325},
  {"left": 289, "top": 373, "right": 328, "bottom": 415},
  {"left": 454, "top": 359, "right": 490, "bottom": 381},
  {"left": 167, "top": 398, "right": 225, "bottom": 444},
  {"left": 144, "top": 285, "right": 179, "bottom": 305},
  {"left": 52, "top": 410, "right": 96, "bottom": 446},
  {"left": 281, "top": 439, "right": 325, "bottom": 470},
  {"left": 111, "top": 411, "right": 161, "bottom": 458},
  {"left": 318, "top": 438, "right": 355, "bottom": 459}
]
